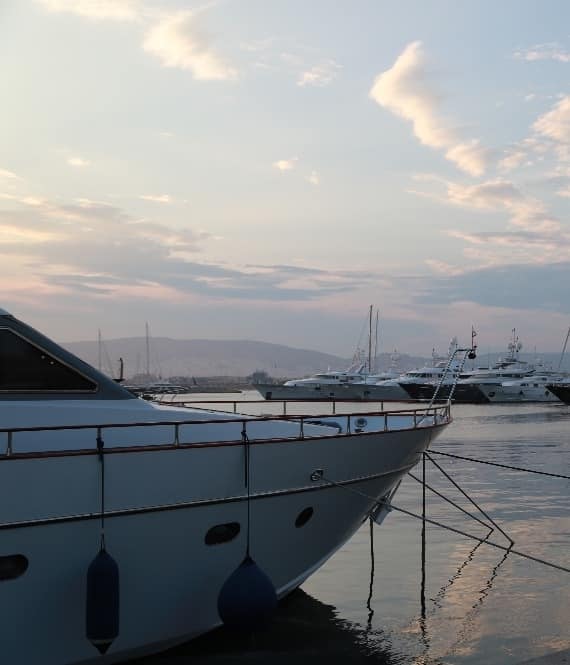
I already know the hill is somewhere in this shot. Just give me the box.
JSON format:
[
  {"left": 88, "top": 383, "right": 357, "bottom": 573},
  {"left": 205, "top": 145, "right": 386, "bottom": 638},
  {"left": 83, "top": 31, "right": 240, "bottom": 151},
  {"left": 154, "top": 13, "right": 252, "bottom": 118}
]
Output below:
[{"left": 62, "top": 337, "right": 426, "bottom": 381}]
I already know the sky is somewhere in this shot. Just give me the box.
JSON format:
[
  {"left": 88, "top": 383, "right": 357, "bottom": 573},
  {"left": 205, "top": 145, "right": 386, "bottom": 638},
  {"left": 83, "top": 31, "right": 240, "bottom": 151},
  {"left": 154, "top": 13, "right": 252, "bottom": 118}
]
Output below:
[{"left": 0, "top": 0, "right": 569, "bottom": 357}]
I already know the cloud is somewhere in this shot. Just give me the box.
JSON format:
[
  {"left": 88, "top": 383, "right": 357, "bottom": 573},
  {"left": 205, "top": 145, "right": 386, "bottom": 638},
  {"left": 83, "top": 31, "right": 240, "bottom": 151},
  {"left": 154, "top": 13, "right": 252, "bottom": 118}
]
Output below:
[
  {"left": 67, "top": 156, "right": 90, "bottom": 167},
  {"left": 142, "top": 10, "right": 238, "bottom": 81},
  {"left": 418, "top": 262, "right": 570, "bottom": 314},
  {"left": 0, "top": 169, "right": 22, "bottom": 181},
  {"left": 297, "top": 60, "right": 341, "bottom": 87},
  {"left": 369, "top": 41, "right": 491, "bottom": 176},
  {"left": 36, "top": 0, "right": 141, "bottom": 21},
  {"left": 0, "top": 194, "right": 373, "bottom": 305},
  {"left": 273, "top": 157, "right": 298, "bottom": 171},
  {"left": 444, "top": 179, "right": 560, "bottom": 233},
  {"left": 140, "top": 194, "right": 172, "bottom": 204},
  {"left": 533, "top": 95, "right": 570, "bottom": 145},
  {"left": 514, "top": 43, "right": 570, "bottom": 64},
  {"left": 306, "top": 171, "right": 320, "bottom": 185}
]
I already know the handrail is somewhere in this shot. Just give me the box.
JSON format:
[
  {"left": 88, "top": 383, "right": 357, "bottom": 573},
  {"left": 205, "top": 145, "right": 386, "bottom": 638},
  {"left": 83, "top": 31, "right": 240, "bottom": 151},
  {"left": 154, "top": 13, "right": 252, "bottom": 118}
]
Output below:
[{"left": 0, "top": 404, "right": 451, "bottom": 458}]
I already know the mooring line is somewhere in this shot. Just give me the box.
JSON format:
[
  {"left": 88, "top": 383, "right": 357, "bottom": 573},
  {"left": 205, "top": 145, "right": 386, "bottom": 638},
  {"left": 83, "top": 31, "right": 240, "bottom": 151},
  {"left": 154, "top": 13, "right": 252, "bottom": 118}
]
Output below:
[
  {"left": 321, "top": 476, "right": 570, "bottom": 574},
  {"left": 425, "top": 452, "right": 514, "bottom": 545},
  {"left": 407, "top": 471, "right": 494, "bottom": 533},
  {"left": 385, "top": 503, "right": 570, "bottom": 574},
  {"left": 430, "top": 449, "right": 570, "bottom": 480}
]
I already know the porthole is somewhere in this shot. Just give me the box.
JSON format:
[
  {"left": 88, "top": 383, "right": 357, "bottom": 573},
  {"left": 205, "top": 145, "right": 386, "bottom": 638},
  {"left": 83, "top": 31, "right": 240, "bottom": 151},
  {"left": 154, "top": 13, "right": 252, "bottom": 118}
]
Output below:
[
  {"left": 205, "top": 522, "right": 241, "bottom": 546},
  {"left": 0, "top": 555, "right": 28, "bottom": 581},
  {"left": 295, "top": 507, "right": 314, "bottom": 528},
  {"left": 355, "top": 417, "right": 368, "bottom": 429}
]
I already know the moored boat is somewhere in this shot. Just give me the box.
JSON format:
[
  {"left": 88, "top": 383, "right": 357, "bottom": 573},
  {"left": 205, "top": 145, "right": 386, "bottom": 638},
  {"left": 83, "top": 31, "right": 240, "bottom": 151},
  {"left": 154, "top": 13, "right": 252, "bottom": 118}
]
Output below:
[
  {"left": 545, "top": 381, "right": 570, "bottom": 404},
  {"left": 0, "top": 307, "right": 451, "bottom": 665}
]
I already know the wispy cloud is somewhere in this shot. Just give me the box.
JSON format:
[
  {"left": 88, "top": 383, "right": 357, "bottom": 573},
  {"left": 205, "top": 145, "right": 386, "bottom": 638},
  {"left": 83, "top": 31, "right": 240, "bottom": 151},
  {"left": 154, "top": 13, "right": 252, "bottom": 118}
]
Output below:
[
  {"left": 67, "top": 156, "right": 90, "bottom": 167},
  {"left": 533, "top": 95, "right": 570, "bottom": 145},
  {"left": 0, "top": 193, "right": 374, "bottom": 304},
  {"left": 140, "top": 194, "right": 172, "bottom": 204},
  {"left": 297, "top": 59, "right": 341, "bottom": 87},
  {"left": 36, "top": 0, "right": 141, "bottom": 21},
  {"left": 273, "top": 157, "right": 298, "bottom": 171},
  {"left": 0, "top": 168, "right": 22, "bottom": 181},
  {"left": 143, "top": 10, "right": 238, "bottom": 81},
  {"left": 514, "top": 43, "right": 570, "bottom": 64},
  {"left": 444, "top": 179, "right": 560, "bottom": 233},
  {"left": 369, "top": 41, "right": 492, "bottom": 176}
]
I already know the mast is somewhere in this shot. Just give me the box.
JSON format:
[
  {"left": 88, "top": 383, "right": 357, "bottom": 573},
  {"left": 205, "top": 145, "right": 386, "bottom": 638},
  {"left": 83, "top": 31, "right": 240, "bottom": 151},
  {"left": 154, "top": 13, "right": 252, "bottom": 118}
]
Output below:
[
  {"left": 97, "top": 329, "right": 102, "bottom": 371},
  {"left": 368, "top": 305, "right": 373, "bottom": 374},
  {"left": 558, "top": 326, "right": 570, "bottom": 370},
  {"left": 145, "top": 322, "right": 150, "bottom": 377},
  {"left": 373, "top": 309, "right": 379, "bottom": 375}
]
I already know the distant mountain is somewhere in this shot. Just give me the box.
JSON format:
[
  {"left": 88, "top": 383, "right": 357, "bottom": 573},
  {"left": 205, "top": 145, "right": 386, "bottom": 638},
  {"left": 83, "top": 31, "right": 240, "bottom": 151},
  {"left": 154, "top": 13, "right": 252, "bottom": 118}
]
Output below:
[
  {"left": 61, "top": 337, "right": 570, "bottom": 381},
  {"left": 61, "top": 337, "right": 426, "bottom": 380}
]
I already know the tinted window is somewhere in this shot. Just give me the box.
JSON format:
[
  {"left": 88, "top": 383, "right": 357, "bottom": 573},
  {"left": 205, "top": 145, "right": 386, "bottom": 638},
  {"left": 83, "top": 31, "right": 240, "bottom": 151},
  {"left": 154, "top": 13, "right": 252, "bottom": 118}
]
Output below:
[{"left": 0, "top": 329, "right": 96, "bottom": 392}]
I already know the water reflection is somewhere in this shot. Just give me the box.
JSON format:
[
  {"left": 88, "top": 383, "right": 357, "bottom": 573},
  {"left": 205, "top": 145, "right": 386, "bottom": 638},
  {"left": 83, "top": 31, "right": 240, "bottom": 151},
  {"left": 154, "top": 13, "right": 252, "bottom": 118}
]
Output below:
[{"left": 133, "top": 589, "right": 402, "bottom": 664}]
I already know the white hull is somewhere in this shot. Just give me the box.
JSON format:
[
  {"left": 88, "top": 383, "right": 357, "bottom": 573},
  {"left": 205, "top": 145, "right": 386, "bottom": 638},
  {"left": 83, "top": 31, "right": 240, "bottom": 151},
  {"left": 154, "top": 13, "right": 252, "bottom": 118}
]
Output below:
[
  {"left": 254, "top": 383, "right": 410, "bottom": 401},
  {"left": 0, "top": 421, "right": 444, "bottom": 665},
  {"left": 478, "top": 384, "right": 560, "bottom": 403}
]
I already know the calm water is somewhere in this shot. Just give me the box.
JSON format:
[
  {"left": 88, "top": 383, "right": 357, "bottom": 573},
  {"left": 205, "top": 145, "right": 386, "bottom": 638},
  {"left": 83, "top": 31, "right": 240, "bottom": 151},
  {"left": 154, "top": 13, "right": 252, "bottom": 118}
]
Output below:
[{"left": 136, "top": 394, "right": 570, "bottom": 664}]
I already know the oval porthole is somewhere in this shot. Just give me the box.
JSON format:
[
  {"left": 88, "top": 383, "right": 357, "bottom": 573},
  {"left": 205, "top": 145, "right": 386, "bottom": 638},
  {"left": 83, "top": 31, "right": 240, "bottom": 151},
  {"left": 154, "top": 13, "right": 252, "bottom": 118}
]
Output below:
[
  {"left": 0, "top": 555, "right": 28, "bottom": 581},
  {"left": 205, "top": 522, "right": 241, "bottom": 546},
  {"left": 295, "top": 507, "right": 314, "bottom": 528}
]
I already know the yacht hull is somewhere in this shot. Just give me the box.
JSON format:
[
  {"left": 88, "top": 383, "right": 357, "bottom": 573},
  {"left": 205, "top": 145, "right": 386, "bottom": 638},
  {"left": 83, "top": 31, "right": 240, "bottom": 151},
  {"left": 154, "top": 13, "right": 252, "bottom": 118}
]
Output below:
[
  {"left": 0, "top": 422, "right": 446, "bottom": 665},
  {"left": 254, "top": 383, "right": 409, "bottom": 401},
  {"left": 478, "top": 384, "right": 560, "bottom": 403},
  {"left": 400, "top": 383, "right": 489, "bottom": 404},
  {"left": 547, "top": 384, "right": 570, "bottom": 404}
]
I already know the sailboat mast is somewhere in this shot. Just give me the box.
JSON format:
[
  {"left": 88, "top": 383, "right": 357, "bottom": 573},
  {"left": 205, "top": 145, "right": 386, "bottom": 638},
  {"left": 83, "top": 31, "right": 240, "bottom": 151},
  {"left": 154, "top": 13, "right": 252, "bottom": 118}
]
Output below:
[
  {"left": 145, "top": 322, "right": 150, "bottom": 376},
  {"left": 374, "top": 309, "right": 379, "bottom": 375},
  {"left": 97, "top": 329, "right": 102, "bottom": 371},
  {"left": 368, "top": 304, "right": 373, "bottom": 374},
  {"left": 558, "top": 326, "right": 570, "bottom": 370}
]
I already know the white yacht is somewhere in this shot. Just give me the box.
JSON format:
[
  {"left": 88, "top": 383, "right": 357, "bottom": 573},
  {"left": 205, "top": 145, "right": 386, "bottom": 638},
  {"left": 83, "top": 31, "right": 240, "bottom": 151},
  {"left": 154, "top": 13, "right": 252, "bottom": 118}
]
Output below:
[
  {"left": 254, "top": 363, "right": 372, "bottom": 400},
  {"left": 425, "top": 330, "right": 541, "bottom": 403},
  {"left": 478, "top": 373, "right": 565, "bottom": 403},
  {"left": 0, "top": 307, "right": 451, "bottom": 665},
  {"left": 393, "top": 338, "right": 470, "bottom": 401}
]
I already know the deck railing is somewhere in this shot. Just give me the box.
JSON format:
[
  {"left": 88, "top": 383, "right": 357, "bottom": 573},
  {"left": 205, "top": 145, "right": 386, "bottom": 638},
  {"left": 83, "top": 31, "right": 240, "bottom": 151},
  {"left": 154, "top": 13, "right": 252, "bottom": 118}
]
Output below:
[{"left": 0, "top": 403, "right": 451, "bottom": 459}]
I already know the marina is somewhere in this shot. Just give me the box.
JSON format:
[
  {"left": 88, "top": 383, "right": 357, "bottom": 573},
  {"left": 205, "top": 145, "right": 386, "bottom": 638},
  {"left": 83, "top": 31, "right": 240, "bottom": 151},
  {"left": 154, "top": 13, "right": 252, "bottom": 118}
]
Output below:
[{"left": 3, "top": 3, "right": 569, "bottom": 663}]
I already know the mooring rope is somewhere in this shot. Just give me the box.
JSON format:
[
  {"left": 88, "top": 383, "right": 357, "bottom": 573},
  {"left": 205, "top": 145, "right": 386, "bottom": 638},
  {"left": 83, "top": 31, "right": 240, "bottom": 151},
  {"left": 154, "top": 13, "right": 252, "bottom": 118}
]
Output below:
[
  {"left": 321, "top": 475, "right": 570, "bottom": 574},
  {"left": 430, "top": 449, "right": 570, "bottom": 481}
]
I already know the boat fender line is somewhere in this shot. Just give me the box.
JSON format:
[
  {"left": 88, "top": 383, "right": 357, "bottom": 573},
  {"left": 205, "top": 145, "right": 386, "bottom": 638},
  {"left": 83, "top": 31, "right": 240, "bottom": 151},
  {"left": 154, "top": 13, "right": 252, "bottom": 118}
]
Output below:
[
  {"left": 86, "top": 431, "right": 120, "bottom": 655},
  {"left": 217, "top": 426, "right": 277, "bottom": 631}
]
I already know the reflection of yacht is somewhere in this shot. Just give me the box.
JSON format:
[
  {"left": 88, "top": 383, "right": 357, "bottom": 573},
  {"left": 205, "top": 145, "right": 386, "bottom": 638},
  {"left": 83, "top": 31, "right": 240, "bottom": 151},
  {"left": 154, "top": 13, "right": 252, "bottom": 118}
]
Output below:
[{"left": 0, "top": 307, "right": 452, "bottom": 665}]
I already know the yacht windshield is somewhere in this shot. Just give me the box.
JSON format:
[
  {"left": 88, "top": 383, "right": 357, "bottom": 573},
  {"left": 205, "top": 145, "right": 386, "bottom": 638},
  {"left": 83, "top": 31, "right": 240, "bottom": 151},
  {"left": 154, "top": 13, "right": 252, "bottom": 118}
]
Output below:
[{"left": 0, "top": 329, "right": 96, "bottom": 392}]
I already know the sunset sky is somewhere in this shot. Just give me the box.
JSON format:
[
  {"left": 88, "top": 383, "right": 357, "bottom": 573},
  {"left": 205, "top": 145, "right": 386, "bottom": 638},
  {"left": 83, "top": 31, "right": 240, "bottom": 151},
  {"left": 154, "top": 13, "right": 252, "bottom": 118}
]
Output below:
[{"left": 1, "top": 0, "right": 569, "bottom": 356}]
